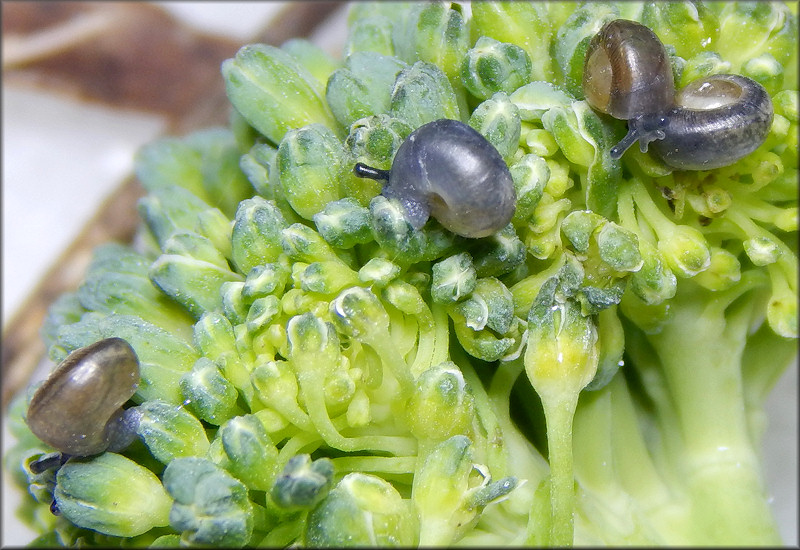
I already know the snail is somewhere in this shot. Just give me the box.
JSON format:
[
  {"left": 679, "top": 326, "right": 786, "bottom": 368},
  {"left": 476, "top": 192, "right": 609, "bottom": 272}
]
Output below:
[
  {"left": 26, "top": 337, "right": 141, "bottom": 469},
  {"left": 583, "top": 19, "right": 773, "bottom": 170},
  {"left": 353, "top": 118, "right": 516, "bottom": 238}
]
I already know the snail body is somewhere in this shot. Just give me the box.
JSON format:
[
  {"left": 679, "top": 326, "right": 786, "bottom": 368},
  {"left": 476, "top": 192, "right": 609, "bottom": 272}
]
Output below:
[
  {"left": 354, "top": 118, "right": 516, "bottom": 238},
  {"left": 26, "top": 337, "right": 141, "bottom": 458},
  {"left": 582, "top": 19, "right": 773, "bottom": 170}
]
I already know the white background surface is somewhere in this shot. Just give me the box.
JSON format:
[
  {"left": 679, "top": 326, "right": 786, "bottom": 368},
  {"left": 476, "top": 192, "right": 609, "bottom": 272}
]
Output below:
[{"left": 2, "top": 3, "right": 797, "bottom": 547}]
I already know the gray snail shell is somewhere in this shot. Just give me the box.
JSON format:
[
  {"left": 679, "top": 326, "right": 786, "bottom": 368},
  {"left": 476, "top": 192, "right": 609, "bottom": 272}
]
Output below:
[
  {"left": 26, "top": 337, "right": 141, "bottom": 457},
  {"left": 583, "top": 19, "right": 773, "bottom": 170},
  {"left": 353, "top": 119, "right": 516, "bottom": 238},
  {"left": 650, "top": 74, "right": 773, "bottom": 170}
]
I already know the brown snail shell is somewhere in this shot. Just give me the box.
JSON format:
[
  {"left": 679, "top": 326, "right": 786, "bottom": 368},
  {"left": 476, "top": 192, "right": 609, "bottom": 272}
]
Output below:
[{"left": 26, "top": 337, "right": 140, "bottom": 457}]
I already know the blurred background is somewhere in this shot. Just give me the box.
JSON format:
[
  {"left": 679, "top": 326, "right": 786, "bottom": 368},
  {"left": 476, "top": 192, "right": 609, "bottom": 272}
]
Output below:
[{"left": 2, "top": 2, "right": 796, "bottom": 546}]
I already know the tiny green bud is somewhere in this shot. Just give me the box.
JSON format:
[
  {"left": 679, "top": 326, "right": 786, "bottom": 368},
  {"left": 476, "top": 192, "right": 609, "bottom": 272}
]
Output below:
[
  {"left": 220, "top": 414, "right": 279, "bottom": 491},
  {"left": 629, "top": 240, "right": 678, "bottom": 305},
  {"left": 271, "top": 454, "right": 335, "bottom": 510},
  {"left": 163, "top": 231, "right": 229, "bottom": 269},
  {"left": 221, "top": 281, "right": 249, "bottom": 325},
  {"left": 281, "top": 223, "right": 341, "bottom": 264},
  {"left": 693, "top": 247, "right": 742, "bottom": 291},
  {"left": 406, "top": 363, "right": 475, "bottom": 441},
  {"left": 431, "top": 252, "right": 477, "bottom": 304},
  {"left": 314, "top": 198, "right": 373, "bottom": 249},
  {"left": 524, "top": 127, "right": 561, "bottom": 157},
  {"left": 246, "top": 295, "right": 281, "bottom": 334},
  {"left": 329, "top": 286, "right": 390, "bottom": 340},
  {"left": 326, "top": 52, "right": 408, "bottom": 128},
  {"left": 231, "top": 197, "right": 287, "bottom": 274},
  {"left": 467, "top": 224, "right": 526, "bottom": 278},
  {"left": 657, "top": 224, "right": 711, "bottom": 278},
  {"left": 742, "top": 53, "right": 784, "bottom": 95},
  {"left": 389, "top": 61, "right": 461, "bottom": 128},
  {"left": 149, "top": 254, "right": 241, "bottom": 318},
  {"left": 281, "top": 38, "right": 340, "bottom": 89},
  {"left": 278, "top": 124, "right": 345, "bottom": 220},
  {"left": 222, "top": 43, "right": 337, "bottom": 144},
  {"left": 306, "top": 472, "right": 415, "bottom": 547},
  {"left": 180, "top": 357, "right": 243, "bottom": 425},
  {"left": 358, "top": 257, "right": 402, "bottom": 286},
  {"left": 462, "top": 36, "right": 532, "bottom": 100},
  {"left": 510, "top": 154, "right": 549, "bottom": 223},
  {"left": 585, "top": 307, "right": 625, "bottom": 391},
  {"left": 136, "top": 400, "right": 210, "bottom": 464},
  {"left": 242, "top": 261, "right": 291, "bottom": 300},
  {"left": 595, "top": 222, "right": 643, "bottom": 273},
  {"left": 138, "top": 186, "right": 213, "bottom": 248},
  {"left": 743, "top": 236, "right": 781, "bottom": 266},
  {"left": 344, "top": 14, "right": 395, "bottom": 57},
  {"left": 54, "top": 453, "right": 172, "bottom": 537},
  {"left": 510, "top": 81, "right": 572, "bottom": 122},
  {"left": 194, "top": 312, "right": 237, "bottom": 362},
  {"left": 456, "top": 277, "right": 515, "bottom": 334},
  {"left": 300, "top": 261, "right": 361, "bottom": 295},
  {"left": 468, "top": 92, "right": 522, "bottom": 161},
  {"left": 163, "top": 457, "right": 254, "bottom": 547}
]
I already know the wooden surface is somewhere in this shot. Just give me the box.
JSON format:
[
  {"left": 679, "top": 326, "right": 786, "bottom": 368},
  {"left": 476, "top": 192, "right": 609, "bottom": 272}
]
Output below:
[{"left": 1, "top": 1, "right": 345, "bottom": 407}]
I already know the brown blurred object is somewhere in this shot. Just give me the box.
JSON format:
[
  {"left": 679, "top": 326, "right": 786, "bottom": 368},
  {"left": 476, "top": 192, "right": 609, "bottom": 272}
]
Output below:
[{"left": 1, "top": 1, "right": 345, "bottom": 407}]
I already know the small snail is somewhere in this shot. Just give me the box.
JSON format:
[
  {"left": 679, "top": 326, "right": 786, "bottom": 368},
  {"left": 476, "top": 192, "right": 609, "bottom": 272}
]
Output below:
[
  {"left": 353, "top": 118, "right": 516, "bottom": 238},
  {"left": 26, "top": 337, "right": 141, "bottom": 463},
  {"left": 583, "top": 19, "right": 773, "bottom": 170}
]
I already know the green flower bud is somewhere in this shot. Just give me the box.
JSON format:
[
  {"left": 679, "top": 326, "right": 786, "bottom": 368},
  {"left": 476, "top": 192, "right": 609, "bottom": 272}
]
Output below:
[
  {"left": 382, "top": 279, "right": 427, "bottom": 316},
  {"left": 541, "top": 106, "right": 594, "bottom": 167},
  {"left": 314, "top": 198, "right": 373, "bottom": 249},
  {"left": 657, "top": 224, "right": 711, "bottom": 277},
  {"left": 221, "top": 281, "right": 248, "bottom": 324},
  {"left": 641, "top": 1, "right": 719, "bottom": 60},
  {"left": 250, "top": 360, "right": 304, "bottom": 425},
  {"left": 305, "top": 472, "right": 415, "bottom": 547},
  {"left": 510, "top": 81, "right": 572, "bottom": 122},
  {"left": 466, "top": 224, "right": 526, "bottom": 278},
  {"left": 135, "top": 136, "right": 206, "bottom": 197},
  {"left": 329, "top": 286, "right": 390, "bottom": 340},
  {"left": 278, "top": 124, "right": 344, "bottom": 220},
  {"left": 163, "top": 457, "right": 253, "bottom": 547},
  {"left": 678, "top": 51, "right": 732, "bottom": 88},
  {"left": 389, "top": 61, "right": 461, "bottom": 128},
  {"left": 524, "top": 127, "right": 561, "bottom": 157},
  {"left": 561, "top": 210, "right": 606, "bottom": 254},
  {"left": 149, "top": 253, "right": 241, "bottom": 318},
  {"left": 431, "top": 252, "right": 477, "bottom": 304},
  {"left": 240, "top": 142, "right": 281, "bottom": 200},
  {"left": 358, "top": 257, "right": 402, "bottom": 286},
  {"left": 180, "top": 357, "right": 243, "bottom": 425},
  {"left": 342, "top": 115, "right": 413, "bottom": 205},
  {"left": 744, "top": 236, "right": 781, "bottom": 266},
  {"left": 462, "top": 37, "right": 532, "bottom": 100},
  {"left": 585, "top": 306, "right": 625, "bottom": 391},
  {"left": 231, "top": 197, "right": 287, "bottom": 274},
  {"left": 525, "top": 278, "right": 599, "bottom": 400},
  {"left": 136, "top": 400, "right": 210, "bottom": 463},
  {"left": 596, "top": 222, "right": 643, "bottom": 273},
  {"left": 138, "top": 186, "right": 214, "bottom": 248},
  {"left": 196, "top": 207, "right": 234, "bottom": 260},
  {"left": 715, "top": 2, "right": 798, "bottom": 72},
  {"left": 406, "top": 363, "right": 474, "bottom": 441},
  {"left": 767, "top": 287, "right": 798, "bottom": 339},
  {"left": 194, "top": 311, "right": 237, "bottom": 362},
  {"left": 54, "top": 453, "right": 171, "bottom": 537},
  {"left": 220, "top": 414, "right": 279, "bottom": 491},
  {"left": 300, "top": 261, "right": 361, "bottom": 295},
  {"left": 742, "top": 53, "right": 784, "bottom": 95},
  {"left": 222, "top": 43, "right": 337, "bottom": 145},
  {"left": 468, "top": 92, "right": 522, "bottom": 161},
  {"left": 470, "top": 2, "right": 554, "bottom": 82},
  {"left": 242, "top": 261, "right": 291, "bottom": 300},
  {"left": 413, "top": 435, "right": 515, "bottom": 545},
  {"left": 281, "top": 223, "right": 341, "bottom": 264},
  {"left": 774, "top": 90, "right": 799, "bottom": 123},
  {"left": 449, "top": 306, "right": 516, "bottom": 362},
  {"left": 163, "top": 231, "right": 228, "bottom": 269},
  {"left": 271, "top": 454, "right": 334, "bottom": 510},
  {"left": 344, "top": 14, "right": 395, "bottom": 57},
  {"left": 510, "top": 154, "right": 549, "bottom": 223},
  {"left": 629, "top": 240, "right": 678, "bottom": 305},
  {"left": 281, "top": 38, "right": 340, "bottom": 89},
  {"left": 246, "top": 295, "right": 281, "bottom": 334},
  {"left": 693, "top": 247, "right": 742, "bottom": 291},
  {"left": 456, "top": 277, "right": 515, "bottom": 334},
  {"left": 326, "top": 52, "right": 407, "bottom": 128},
  {"left": 287, "top": 312, "right": 340, "bottom": 363}
]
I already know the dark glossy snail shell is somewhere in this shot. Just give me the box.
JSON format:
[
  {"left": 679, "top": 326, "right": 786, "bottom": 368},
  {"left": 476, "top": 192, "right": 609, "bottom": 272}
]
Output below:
[
  {"left": 651, "top": 74, "right": 774, "bottom": 170},
  {"left": 26, "top": 337, "right": 140, "bottom": 457},
  {"left": 354, "top": 119, "right": 516, "bottom": 238}
]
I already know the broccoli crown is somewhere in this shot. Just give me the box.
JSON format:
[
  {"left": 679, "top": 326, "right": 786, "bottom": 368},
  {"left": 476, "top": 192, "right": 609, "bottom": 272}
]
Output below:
[{"left": 5, "top": 2, "right": 797, "bottom": 547}]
